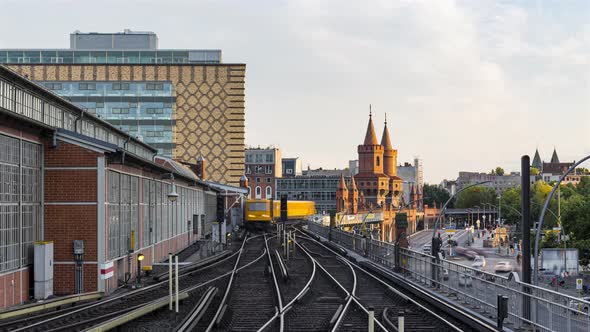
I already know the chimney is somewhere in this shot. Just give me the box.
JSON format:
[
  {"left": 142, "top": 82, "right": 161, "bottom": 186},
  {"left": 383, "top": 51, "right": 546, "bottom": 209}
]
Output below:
[{"left": 196, "top": 155, "right": 207, "bottom": 180}]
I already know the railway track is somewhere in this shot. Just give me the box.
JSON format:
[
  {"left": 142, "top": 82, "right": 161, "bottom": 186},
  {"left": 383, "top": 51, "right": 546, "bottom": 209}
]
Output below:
[
  {"left": 0, "top": 235, "right": 252, "bottom": 332},
  {"left": 296, "top": 229, "right": 483, "bottom": 331}
]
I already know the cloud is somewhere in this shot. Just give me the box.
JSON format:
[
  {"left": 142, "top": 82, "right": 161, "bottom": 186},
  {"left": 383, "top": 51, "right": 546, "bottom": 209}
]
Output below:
[{"left": 0, "top": 0, "right": 587, "bottom": 183}]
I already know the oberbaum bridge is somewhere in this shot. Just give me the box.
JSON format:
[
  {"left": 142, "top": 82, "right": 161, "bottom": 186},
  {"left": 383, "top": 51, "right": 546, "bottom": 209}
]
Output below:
[{"left": 0, "top": 66, "right": 589, "bottom": 331}]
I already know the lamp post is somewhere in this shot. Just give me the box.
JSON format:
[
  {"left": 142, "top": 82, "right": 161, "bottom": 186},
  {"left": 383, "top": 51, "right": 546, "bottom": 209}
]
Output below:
[
  {"left": 167, "top": 174, "right": 179, "bottom": 255},
  {"left": 136, "top": 253, "right": 145, "bottom": 288}
]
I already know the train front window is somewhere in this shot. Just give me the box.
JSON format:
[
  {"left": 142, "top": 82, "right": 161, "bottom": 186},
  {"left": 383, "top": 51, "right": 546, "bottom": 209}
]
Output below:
[{"left": 248, "top": 203, "right": 268, "bottom": 211}]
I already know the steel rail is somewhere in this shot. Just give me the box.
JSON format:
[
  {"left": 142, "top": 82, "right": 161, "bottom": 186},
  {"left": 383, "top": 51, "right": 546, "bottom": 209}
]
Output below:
[
  {"left": 297, "top": 235, "right": 388, "bottom": 331},
  {"left": 296, "top": 229, "right": 471, "bottom": 332},
  {"left": 264, "top": 234, "right": 284, "bottom": 331},
  {"left": 11, "top": 237, "right": 248, "bottom": 332},
  {"left": 331, "top": 256, "right": 358, "bottom": 331},
  {"left": 204, "top": 233, "right": 251, "bottom": 332},
  {"left": 257, "top": 232, "right": 317, "bottom": 331}
]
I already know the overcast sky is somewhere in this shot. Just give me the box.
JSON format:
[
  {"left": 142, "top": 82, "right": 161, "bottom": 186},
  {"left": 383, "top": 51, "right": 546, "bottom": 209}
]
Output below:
[{"left": 1, "top": 0, "right": 588, "bottom": 183}]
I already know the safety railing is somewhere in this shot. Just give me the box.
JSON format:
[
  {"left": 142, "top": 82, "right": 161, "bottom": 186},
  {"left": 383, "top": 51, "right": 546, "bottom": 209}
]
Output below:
[{"left": 305, "top": 221, "right": 590, "bottom": 332}]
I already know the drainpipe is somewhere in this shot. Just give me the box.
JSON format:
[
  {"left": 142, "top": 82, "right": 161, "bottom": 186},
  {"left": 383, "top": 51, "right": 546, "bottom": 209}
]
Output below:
[{"left": 121, "top": 136, "right": 130, "bottom": 164}]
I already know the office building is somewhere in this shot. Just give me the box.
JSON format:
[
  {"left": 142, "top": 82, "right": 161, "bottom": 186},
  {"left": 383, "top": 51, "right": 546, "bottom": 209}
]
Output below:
[
  {"left": 397, "top": 158, "right": 423, "bottom": 205},
  {"left": 276, "top": 175, "right": 348, "bottom": 213},
  {"left": 0, "top": 30, "right": 245, "bottom": 186}
]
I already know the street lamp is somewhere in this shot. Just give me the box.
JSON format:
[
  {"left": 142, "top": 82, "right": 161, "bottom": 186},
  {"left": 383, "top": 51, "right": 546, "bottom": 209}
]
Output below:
[{"left": 136, "top": 253, "right": 145, "bottom": 287}]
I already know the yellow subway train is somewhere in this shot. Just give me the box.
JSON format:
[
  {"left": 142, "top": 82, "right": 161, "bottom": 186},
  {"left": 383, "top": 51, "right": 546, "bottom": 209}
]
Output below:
[{"left": 244, "top": 199, "right": 316, "bottom": 227}]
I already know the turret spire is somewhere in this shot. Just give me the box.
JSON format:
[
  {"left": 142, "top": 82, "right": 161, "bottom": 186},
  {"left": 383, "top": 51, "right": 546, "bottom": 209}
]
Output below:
[
  {"left": 551, "top": 147, "right": 560, "bottom": 163},
  {"left": 338, "top": 173, "right": 348, "bottom": 190},
  {"left": 381, "top": 113, "right": 393, "bottom": 150},
  {"left": 363, "top": 105, "right": 378, "bottom": 145}
]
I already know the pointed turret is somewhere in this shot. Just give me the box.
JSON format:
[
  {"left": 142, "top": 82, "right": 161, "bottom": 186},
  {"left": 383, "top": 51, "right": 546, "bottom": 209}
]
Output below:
[
  {"left": 532, "top": 149, "right": 542, "bottom": 169},
  {"left": 363, "top": 108, "right": 378, "bottom": 145},
  {"left": 551, "top": 148, "right": 560, "bottom": 163},
  {"left": 338, "top": 173, "right": 348, "bottom": 190},
  {"left": 381, "top": 113, "right": 396, "bottom": 177},
  {"left": 336, "top": 173, "right": 349, "bottom": 213},
  {"left": 349, "top": 176, "right": 359, "bottom": 214},
  {"left": 381, "top": 114, "right": 393, "bottom": 150}
]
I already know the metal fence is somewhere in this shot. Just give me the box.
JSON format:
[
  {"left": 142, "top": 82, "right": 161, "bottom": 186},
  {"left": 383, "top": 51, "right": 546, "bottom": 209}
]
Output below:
[{"left": 305, "top": 221, "right": 590, "bottom": 332}]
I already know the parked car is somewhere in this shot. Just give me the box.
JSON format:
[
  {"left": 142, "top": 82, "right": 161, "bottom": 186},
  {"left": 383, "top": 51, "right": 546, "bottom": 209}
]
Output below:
[
  {"left": 569, "top": 297, "right": 590, "bottom": 314},
  {"left": 459, "top": 271, "right": 473, "bottom": 287},
  {"left": 494, "top": 261, "right": 514, "bottom": 273},
  {"left": 471, "top": 255, "right": 486, "bottom": 270}
]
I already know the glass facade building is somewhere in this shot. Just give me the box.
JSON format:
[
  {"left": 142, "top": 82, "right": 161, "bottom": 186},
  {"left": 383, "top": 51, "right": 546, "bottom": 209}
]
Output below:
[
  {"left": 275, "top": 175, "right": 350, "bottom": 214},
  {"left": 40, "top": 81, "right": 176, "bottom": 156},
  {"left": 0, "top": 49, "right": 221, "bottom": 65}
]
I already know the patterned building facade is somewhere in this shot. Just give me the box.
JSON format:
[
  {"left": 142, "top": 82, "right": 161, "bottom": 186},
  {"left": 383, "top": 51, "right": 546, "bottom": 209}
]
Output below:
[{"left": 5, "top": 64, "right": 245, "bottom": 186}]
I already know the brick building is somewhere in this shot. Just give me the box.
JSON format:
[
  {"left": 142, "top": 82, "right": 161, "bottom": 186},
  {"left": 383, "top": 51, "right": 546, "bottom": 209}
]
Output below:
[
  {"left": 0, "top": 65, "right": 245, "bottom": 309},
  {"left": 334, "top": 112, "right": 422, "bottom": 242},
  {"left": 0, "top": 30, "right": 246, "bottom": 186},
  {"left": 245, "top": 147, "right": 282, "bottom": 199}
]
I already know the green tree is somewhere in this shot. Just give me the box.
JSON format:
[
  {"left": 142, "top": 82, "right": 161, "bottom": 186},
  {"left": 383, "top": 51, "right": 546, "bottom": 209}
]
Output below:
[
  {"left": 455, "top": 186, "right": 497, "bottom": 209},
  {"left": 422, "top": 184, "right": 451, "bottom": 208},
  {"left": 530, "top": 167, "right": 540, "bottom": 175},
  {"left": 499, "top": 187, "right": 521, "bottom": 224},
  {"left": 495, "top": 167, "right": 505, "bottom": 176}
]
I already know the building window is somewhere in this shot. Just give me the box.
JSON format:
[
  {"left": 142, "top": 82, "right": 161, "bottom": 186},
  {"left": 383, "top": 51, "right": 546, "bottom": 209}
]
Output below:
[
  {"left": 112, "top": 83, "right": 130, "bottom": 90},
  {"left": 146, "top": 108, "right": 165, "bottom": 114},
  {"left": 265, "top": 165, "right": 272, "bottom": 174},
  {"left": 255, "top": 166, "right": 263, "bottom": 174},
  {"left": 255, "top": 154, "right": 263, "bottom": 163},
  {"left": 376, "top": 156, "right": 380, "bottom": 166},
  {"left": 265, "top": 186, "right": 272, "bottom": 199},
  {"left": 266, "top": 177, "right": 271, "bottom": 183},
  {"left": 0, "top": 135, "right": 42, "bottom": 272},
  {"left": 146, "top": 83, "right": 164, "bottom": 90},
  {"left": 256, "top": 177, "right": 261, "bottom": 183},
  {"left": 79, "top": 83, "right": 96, "bottom": 90},
  {"left": 286, "top": 169, "right": 293, "bottom": 174},
  {"left": 266, "top": 154, "right": 274, "bottom": 163},
  {"left": 96, "top": 102, "right": 104, "bottom": 108},
  {"left": 112, "top": 108, "right": 130, "bottom": 114},
  {"left": 45, "top": 83, "right": 62, "bottom": 90},
  {"left": 255, "top": 186, "right": 262, "bottom": 199},
  {"left": 245, "top": 166, "right": 251, "bottom": 174}
]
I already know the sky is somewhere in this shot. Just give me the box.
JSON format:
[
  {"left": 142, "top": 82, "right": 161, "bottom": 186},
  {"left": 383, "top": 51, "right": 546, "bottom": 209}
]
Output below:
[{"left": 1, "top": 0, "right": 588, "bottom": 183}]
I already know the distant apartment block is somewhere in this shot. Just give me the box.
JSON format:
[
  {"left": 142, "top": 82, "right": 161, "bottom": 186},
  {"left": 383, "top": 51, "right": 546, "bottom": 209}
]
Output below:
[{"left": 245, "top": 147, "right": 282, "bottom": 199}]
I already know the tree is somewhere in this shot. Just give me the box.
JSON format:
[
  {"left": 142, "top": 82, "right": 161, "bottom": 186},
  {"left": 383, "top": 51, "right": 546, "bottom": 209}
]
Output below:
[
  {"left": 495, "top": 167, "right": 505, "bottom": 176},
  {"left": 530, "top": 167, "right": 540, "bottom": 175},
  {"left": 455, "top": 186, "right": 497, "bottom": 209},
  {"left": 500, "top": 187, "right": 521, "bottom": 224},
  {"left": 422, "top": 184, "right": 451, "bottom": 208}
]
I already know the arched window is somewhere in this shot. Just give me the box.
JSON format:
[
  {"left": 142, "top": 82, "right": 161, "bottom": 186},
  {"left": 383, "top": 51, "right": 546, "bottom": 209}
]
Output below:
[
  {"left": 376, "top": 156, "right": 380, "bottom": 166},
  {"left": 255, "top": 186, "right": 262, "bottom": 199},
  {"left": 265, "top": 186, "right": 272, "bottom": 199}
]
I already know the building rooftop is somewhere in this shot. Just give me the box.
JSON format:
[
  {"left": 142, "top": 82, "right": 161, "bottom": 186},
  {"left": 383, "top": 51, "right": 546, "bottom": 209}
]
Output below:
[{"left": 0, "top": 30, "right": 222, "bottom": 64}]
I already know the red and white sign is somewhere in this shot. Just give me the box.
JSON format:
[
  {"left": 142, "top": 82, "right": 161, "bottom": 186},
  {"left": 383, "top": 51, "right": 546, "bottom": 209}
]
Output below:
[{"left": 100, "top": 261, "right": 114, "bottom": 280}]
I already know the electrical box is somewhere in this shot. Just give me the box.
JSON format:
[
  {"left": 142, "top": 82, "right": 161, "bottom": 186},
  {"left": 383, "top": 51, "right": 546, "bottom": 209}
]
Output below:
[
  {"left": 74, "top": 240, "right": 84, "bottom": 255},
  {"left": 34, "top": 241, "right": 54, "bottom": 300}
]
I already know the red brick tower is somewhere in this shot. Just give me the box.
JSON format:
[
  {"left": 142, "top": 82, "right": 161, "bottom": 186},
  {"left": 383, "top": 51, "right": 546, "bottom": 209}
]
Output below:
[
  {"left": 349, "top": 176, "right": 359, "bottom": 214},
  {"left": 356, "top": 109, "right": 390, "bottom": 206},
  {"left": 336, "top": 173, "right": 349, "bottom": 213}
]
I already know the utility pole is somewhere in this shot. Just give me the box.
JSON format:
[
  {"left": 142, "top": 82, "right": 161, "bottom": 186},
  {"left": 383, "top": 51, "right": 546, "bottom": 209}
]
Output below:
[{"left": 521, "top": 155, "right": 531, "bottom": 322}]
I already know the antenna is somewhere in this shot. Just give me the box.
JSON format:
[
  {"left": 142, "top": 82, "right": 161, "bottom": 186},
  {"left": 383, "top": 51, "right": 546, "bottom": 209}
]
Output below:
[{"left": 369, "top": 104, "right": 372, "bottom": 117}]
